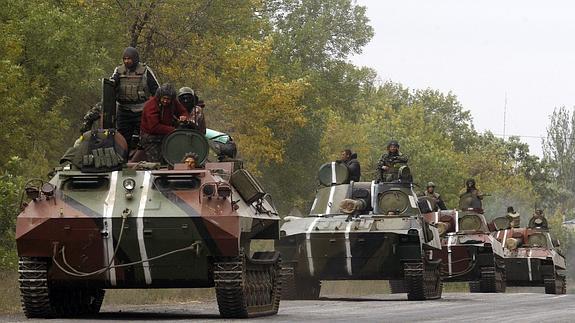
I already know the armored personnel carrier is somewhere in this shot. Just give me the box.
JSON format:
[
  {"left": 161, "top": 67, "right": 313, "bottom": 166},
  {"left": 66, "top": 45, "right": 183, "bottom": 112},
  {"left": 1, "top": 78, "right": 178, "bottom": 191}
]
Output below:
[
  {"left": 16, "top": 83, "right": 282, "bottom": 318},
  {"left": 491, "top": 211, "right": 566, "bottom": 294},
  {"left": 421, "top": 192, "right": 506, "bottom": 293},
  {"left": 278, "top": 162, "right": 443, "bottom": 301}
]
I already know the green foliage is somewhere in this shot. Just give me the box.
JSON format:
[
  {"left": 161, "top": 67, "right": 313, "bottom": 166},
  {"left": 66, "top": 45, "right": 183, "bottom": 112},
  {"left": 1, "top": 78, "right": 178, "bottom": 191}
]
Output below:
[{"left": 0, "top": 0, "right": 569, "bottom": 282}]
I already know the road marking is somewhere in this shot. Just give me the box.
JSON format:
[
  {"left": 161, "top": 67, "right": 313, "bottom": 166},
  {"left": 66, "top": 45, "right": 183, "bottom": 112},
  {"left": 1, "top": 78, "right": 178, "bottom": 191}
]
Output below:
[
  {"left": 103, "top": 171, "right": 118, "bottom": 286},
  {"left": 137, "top": 171, "right": 152, "bottom": 285},
  {"left": 345, "top": 221, "right": 353, "bottom": 276},
  {"left": 552, "top": 295, "right": 568, "bottom": 299},
  {"left": 306, "top": 218, "right": 321, "bottom": 276}
]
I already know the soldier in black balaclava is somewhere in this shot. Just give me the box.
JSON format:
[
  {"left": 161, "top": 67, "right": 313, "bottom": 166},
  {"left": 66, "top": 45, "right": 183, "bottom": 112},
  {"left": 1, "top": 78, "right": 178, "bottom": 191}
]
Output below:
[
  {"left": 110, "top": 47, "right": 160, "bottom": 150},
  {"left": 177, "top": 87, "right": 206, "bottom": 134}
]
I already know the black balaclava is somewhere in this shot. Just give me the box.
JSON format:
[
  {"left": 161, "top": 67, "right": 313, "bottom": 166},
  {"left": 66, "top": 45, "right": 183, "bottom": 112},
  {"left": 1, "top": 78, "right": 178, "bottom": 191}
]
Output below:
[
  {"left": 122, "top": 47, "right": 140, "bottom": 70},
  {"left": 466, "top": 178, "right": 476, "bottom": 190}
]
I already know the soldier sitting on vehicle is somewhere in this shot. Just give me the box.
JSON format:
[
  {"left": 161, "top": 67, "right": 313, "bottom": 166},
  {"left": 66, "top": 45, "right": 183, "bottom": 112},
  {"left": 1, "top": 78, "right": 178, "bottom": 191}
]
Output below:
[
  {"left": 506, "top": 206, "right": 520, "bottom": 228},
  {"left": 376, "top": 140, "right": 408, "bottom": 182},
  {"left": 177, "top": 87, "right": 206, "bottom": 134},
  {"left": 419, "top": 182, "right": 447, "bottom": 211},
  {"left": 139, "top": 83, "right": 188, "bottom": 162},
  {"left": 339, "top": 149, "right": 361, "bottom": 182}
]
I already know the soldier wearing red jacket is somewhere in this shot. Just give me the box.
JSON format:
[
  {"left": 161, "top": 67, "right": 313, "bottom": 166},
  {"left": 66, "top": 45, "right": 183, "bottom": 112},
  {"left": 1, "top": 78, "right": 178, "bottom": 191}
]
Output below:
[{"left": 140, "top": 83, "right": 188, "bottom": 162}]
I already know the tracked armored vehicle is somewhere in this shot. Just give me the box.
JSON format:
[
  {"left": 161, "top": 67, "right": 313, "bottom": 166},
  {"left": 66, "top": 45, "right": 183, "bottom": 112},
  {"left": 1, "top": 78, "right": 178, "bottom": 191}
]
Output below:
[
  {"left": 278, "top": 162, "right": 443, "bottom": 301},
  {"left": 421, "top": 193, "right": 506, "bottom": 293},
  {"left": 16, "top": 82, "right": 282, "bottom": 318},
  {"left": 491, "top": 212, "right": 566, "bottom": 294}
]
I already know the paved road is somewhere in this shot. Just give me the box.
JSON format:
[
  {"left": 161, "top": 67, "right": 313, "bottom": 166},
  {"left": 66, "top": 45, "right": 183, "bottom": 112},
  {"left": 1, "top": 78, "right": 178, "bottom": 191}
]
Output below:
[{"left": 1, "top": 293, "right": 572, "bottom": 322}]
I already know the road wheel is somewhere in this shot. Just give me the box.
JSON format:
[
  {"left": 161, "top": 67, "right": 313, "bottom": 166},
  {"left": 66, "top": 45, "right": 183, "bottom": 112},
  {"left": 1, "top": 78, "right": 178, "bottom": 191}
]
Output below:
[
  {"left": 389, "top": 280, "right": 407, "bottom": 293},
  {"left": 404, "top": 258, "right": 443, "bottom": 300},
  {"left": 280, "top": 263, "right": 320, "bottom": 300},
  {"left": 468, "top": 281, "right": 480, "bottom": 292},
  {"left": 19, "top": 257, "right": 105, "bottom": 318},
  {"left": 545, "top": 273, "right": 566, "bottom": 294},
  {"left": 478, "top": 266, "right": 497, "bottom": 293},
  {"left": 214, "top": 250, "right": 282, "bottom": 318}
]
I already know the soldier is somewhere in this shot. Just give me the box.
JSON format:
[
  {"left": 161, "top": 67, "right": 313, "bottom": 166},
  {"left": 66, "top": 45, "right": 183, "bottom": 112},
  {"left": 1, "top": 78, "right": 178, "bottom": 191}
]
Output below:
[
  {"left": 139, "top": 83, "right": 188, "bottom": 162},
  {"left": 376, "top": 140, "right": 408, "bottom": 182},
  {"left": 177, "top": 87, "right": 206, "bottom": 134},
  {"left": 460, "top": 178, "right": 483, "bottom": 198},
  {"left": 420, "top": 182, "right": 447, "bottom": 210},
  {"left": 458, "top": 178, "right": 484, "bottom": 209},
  {"left": 339, "top": 149, "right": 361, "bottom": 182},
  {"left": 111, "top": 47, "right": 160, "bottom": 150},
  {"left": 506, "top": 206, "right": 520, "bottom": 228}
]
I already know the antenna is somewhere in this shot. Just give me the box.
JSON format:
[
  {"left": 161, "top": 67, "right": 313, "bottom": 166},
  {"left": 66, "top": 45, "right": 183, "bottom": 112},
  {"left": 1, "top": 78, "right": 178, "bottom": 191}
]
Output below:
[{"left": 503, "top": 92, "right": 507, "bottom": 140}]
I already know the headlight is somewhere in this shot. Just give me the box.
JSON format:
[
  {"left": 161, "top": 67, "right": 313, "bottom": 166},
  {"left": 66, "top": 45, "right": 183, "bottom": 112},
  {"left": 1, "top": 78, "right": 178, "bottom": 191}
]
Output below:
[{"left": 123, "top": 178, "right": 136, "bottom": 191}]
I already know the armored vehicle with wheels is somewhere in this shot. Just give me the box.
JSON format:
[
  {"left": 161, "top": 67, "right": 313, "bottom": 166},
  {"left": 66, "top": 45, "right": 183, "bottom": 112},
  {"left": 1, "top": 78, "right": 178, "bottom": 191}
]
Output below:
[
  {"left": 16, "top": 82, "right": 282, "bottom": 318},
  {"left": 420, "top": 192, "right": 506, "bottom": 293},
  {"left": 278, "top": 162, "right": 443, "bottom": 301},
  {"left": 491, "top": 211, "right": 566, "bottom": 294}
]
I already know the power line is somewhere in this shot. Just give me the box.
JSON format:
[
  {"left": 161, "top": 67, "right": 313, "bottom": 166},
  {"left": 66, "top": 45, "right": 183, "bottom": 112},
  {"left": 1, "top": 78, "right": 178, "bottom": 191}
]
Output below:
[{"left": 491, "top": 133, "right": 545, "bottom": 139}]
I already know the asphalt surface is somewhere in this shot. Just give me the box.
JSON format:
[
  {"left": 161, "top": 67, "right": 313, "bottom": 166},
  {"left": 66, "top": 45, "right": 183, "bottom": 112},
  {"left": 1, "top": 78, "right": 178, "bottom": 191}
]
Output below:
[{"left": 1, "top": 292, "right": 572, "bottom": 322}]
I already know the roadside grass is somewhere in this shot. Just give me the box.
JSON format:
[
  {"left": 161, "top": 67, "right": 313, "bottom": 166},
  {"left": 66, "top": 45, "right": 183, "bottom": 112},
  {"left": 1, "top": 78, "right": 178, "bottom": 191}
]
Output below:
[
  {"left": 103, "top": 288, "right": 214, "bottom": 306},
  {"left": 320, "top": 281, "right": 471, "bottom": 297},
  {"left": 0, "top": 270, "right": 20, "bottom": 314}
]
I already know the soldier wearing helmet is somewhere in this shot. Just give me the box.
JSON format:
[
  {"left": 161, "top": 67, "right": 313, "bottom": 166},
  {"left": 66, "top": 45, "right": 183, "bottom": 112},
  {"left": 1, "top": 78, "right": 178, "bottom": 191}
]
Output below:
[
  {"left": 177, "top": 87, "right": 206, "bottom": 134},
  {"left": 111, "top": 47, "right": 160, "bottom": 150},
  {"left": 419, "top": 182, "right": 447, "bottom": 210},
  {"left": 458, "top": 178, "right": 485, "bottom": 209},
  {"left": 376, "top": 140, "right": 408, "bottom": 182}
]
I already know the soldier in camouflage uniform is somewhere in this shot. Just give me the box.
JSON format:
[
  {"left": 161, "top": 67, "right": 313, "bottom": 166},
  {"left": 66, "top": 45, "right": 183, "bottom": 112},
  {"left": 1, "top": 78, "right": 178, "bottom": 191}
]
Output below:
[
  {"left": 376, "top": 140, "right": 408, "bottom": 182},
  {"left": 420, "top": 182, "right": 447, "bottom": 210},
  {"left": 111, "top": 47, "right": 159, "bottom": 150}
]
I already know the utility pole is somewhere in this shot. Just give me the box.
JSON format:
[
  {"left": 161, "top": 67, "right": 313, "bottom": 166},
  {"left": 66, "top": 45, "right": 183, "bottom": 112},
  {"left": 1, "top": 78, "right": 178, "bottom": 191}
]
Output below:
[{"left": 503, "top": 92, "right": 507, "bottom": 140}]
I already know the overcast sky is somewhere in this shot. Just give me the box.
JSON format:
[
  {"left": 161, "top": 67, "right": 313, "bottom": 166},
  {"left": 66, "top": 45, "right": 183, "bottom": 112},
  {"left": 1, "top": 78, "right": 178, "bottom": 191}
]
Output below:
[{"left": 351, "top": 0, "right": 575, "bottom": 157}]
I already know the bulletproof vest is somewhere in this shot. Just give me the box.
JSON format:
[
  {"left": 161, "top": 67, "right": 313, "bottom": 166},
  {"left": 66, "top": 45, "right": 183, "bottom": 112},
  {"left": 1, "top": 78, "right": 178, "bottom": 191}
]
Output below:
[
  {"left": 72, "top": 129, "right": 128, "bottom": 173},
  {"left": 116, "top": 63, "right": 149, "bottom": 104}
]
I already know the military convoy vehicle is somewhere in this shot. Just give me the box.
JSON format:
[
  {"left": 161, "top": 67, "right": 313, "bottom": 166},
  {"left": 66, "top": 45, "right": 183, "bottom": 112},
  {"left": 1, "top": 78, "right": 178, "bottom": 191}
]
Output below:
[
  {"left": 491, "top": 212, "right": 566, "bottom": 294},
  {"left": 278, "top": 162, "right": 443, "bottom": 301},
  {"left": 420, "top": 193, "right": 506, "bottom": 293},
  {"left": 16, "top": 82, "right": 282, "bottom": 318}
]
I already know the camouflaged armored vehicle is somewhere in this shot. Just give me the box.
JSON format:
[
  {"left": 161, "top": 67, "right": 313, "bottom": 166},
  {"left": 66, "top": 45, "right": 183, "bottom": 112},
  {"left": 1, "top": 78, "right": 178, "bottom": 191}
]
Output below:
[
  {"left": 278, "top": 162, "right": 443, "bottom": 301},
  {"left": 491, "top": 211, "right": 566, "bottom": 294},
  {"left": 15, "top": 81, "right": 282, "bottom": 318},
  {"left": 421, "top": 193, "right": 506, "bottom": 293}
]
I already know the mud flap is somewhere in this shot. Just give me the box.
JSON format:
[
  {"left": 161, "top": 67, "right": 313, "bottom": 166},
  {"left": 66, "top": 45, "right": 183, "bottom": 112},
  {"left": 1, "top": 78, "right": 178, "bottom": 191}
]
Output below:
[{"left": 102, "top": 78, "right": 116, "bottom": 129}]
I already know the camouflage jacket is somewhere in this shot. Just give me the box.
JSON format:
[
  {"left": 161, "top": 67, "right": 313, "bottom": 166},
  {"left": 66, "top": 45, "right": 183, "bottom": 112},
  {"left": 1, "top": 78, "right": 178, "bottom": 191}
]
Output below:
[{"left": 376, "top": 152, "right": 408, "bottom": 182}]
